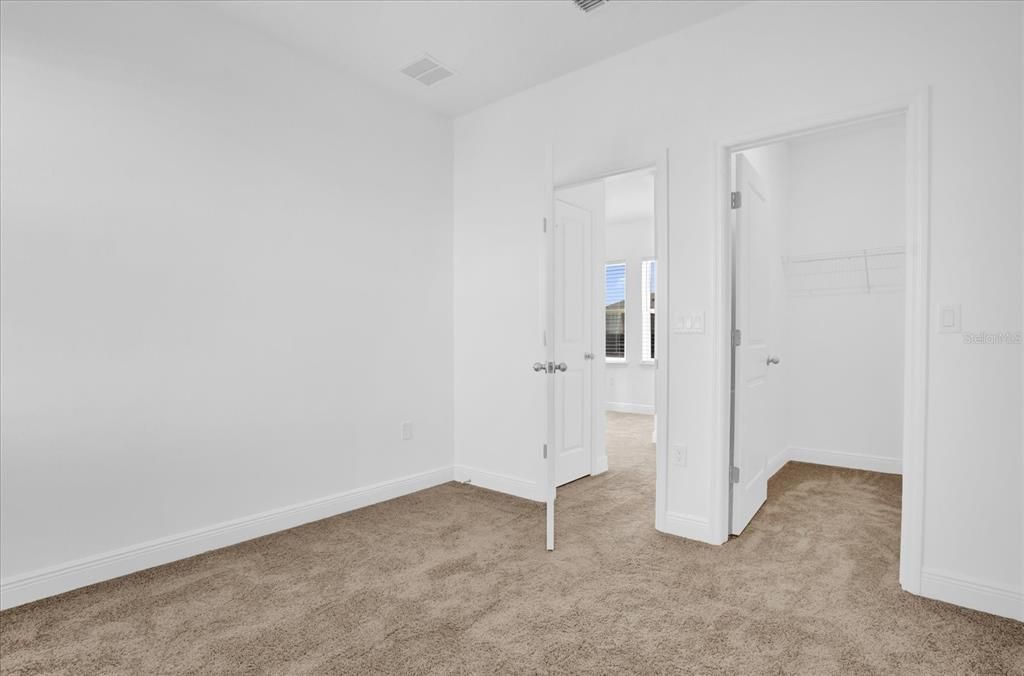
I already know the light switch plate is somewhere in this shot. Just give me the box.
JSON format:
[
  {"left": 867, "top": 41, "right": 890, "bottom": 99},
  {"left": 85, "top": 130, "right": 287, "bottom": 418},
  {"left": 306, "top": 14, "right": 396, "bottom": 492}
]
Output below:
[
  {"left": 674, "top": 311, "right": 706, "bottom": 334},
  {"left": 938, "top": 304, "right": 961, "bottom": 334}
]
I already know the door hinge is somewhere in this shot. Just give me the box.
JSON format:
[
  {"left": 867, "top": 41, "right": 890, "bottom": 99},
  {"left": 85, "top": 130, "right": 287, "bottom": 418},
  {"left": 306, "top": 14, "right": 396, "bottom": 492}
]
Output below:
[
  {"left": 730, "top": 191, "right": 742, "bottom": 209},
  {"left": 730, "top": 466, "right": 740, "bottom": 483},
  {"left": 733, "top": 329, "right": 742, "bottom": 346},
  {"left": 543, "top": 217, "right": 548, "bottom": 232},
  {"left": 543, "top": 443, "right": 548, "bottom": 459}
]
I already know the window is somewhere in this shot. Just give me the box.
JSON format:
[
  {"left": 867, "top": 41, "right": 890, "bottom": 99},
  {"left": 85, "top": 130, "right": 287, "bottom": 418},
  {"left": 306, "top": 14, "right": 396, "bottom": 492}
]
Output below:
[
  {"left": 642, "top": 260, "right": 657, "bottom": 361},
  {"left": 605, "top": 262, "right": 626, "bottom": 359}
]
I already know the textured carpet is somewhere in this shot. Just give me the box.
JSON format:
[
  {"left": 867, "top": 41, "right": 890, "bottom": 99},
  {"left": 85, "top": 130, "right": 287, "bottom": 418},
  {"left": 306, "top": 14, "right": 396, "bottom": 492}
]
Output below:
[{"left": 1, "top": 412, "right": 1021, "bottom": 674}]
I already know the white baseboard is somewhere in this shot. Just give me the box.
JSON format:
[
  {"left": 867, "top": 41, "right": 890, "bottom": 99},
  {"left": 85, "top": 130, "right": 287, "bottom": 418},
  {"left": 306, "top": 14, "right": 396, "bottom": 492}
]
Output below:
[
  {"left": 920, "top": 569, "right": 1023, "bottom": 621},
  {"left": 606, "top": 402, "right": 655, "bottom": 415},
  {"left": 453, "top": 464, "right": 542, "bottom": 502},
  {"left": 765, "top": 452, "right": 1019, "bottom": 620},
  {"left": 767, "top": 448, "right": 790, "bottom": 479},
  {"left": 0, "top": 465, "right": 454, "bottom": 610},
  {"left": 660, "top": 511, "right": 719, "bottom": 544},
  {"left": 592, "top": 455, "right": 609, "bottom": 475},
  {"left": 786, "top": 446, "right": 901, "bottom": 475}
]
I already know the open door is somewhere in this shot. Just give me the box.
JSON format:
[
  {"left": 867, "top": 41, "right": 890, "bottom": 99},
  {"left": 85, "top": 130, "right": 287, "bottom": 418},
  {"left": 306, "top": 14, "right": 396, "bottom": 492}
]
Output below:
[
  {"left": 541, "top": 199, "right": 594, "bottom": 551},
  {"left": 730, "top": 154, "right": 783, "bottom": 535},
  {"left": 552, "top": 200, "right": 594, "bottom": 487}
]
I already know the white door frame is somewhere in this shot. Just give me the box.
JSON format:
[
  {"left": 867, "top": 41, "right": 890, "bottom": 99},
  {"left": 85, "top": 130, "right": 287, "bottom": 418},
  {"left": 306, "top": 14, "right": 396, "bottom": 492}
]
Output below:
[
  {"left": 710, "top": 91, "right": 931, "bottom": 593},
  {"left": 547, "top": 151, "right": 671, "bottom": 544},
  {"left": 544, "top": 146, "right": 556, "bottom": 550}
]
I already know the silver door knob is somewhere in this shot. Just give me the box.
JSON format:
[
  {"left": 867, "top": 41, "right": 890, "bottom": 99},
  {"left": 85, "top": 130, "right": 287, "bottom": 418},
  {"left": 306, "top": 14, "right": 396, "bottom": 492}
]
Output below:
[
  {"left": 533, "top": 362, "right": 547, "bottom": 372},
  {"left": 767, "top": 355, "right": 780, "bottom": 366},
  {"left": 555, "top": 362, "right": 568, "bottom": 372}
]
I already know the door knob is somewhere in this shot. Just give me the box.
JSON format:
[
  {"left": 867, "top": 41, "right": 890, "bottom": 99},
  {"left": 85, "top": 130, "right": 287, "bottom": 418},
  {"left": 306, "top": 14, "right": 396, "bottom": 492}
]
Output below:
[
  {"left": 555, "top": 362, "right": 568, "bottom": 372},
  {"left": 533, "top": 362, "right": 547, "bottom": 372},
  {"left": 767, "top": 355, "right": 780, "bottom": 366}
]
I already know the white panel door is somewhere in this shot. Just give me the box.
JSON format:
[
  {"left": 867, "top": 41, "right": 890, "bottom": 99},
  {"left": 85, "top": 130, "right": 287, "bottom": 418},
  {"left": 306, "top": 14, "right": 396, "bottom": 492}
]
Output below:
[
  {"left": 730, "top": 154, "right": 782, "bottom": 535},
  {"left": 553, "top": 200, "right": 593, "bottom": 486}
]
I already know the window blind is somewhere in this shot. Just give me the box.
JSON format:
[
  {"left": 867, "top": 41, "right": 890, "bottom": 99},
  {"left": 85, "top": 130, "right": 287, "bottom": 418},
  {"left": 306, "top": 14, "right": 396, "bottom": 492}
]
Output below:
[{"left": 605, "top": 263, "right": 626, "bottom": 359}]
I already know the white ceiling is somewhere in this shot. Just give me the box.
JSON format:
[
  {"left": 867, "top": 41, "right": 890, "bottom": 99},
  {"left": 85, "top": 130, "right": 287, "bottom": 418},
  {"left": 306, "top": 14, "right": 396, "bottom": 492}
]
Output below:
[{"left": 213, "top": 0, "right": 745, "bottom": 118}]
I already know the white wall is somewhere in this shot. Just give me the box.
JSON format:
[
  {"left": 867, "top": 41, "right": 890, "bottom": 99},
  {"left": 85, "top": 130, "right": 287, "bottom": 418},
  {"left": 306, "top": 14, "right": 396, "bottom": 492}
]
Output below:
[
  {"left": 605, "top": 218, "right": 656, "bottom": 414},
  {"left": 453, "top": 1, "right": 1022, "bottom": 619},
  {"left": 1018, "top": 5, "right": 1024, "bottom": 614},
  {"left": 0, "top": 1, "right": 454, "bottom": 605},
  {"left": 783, "top": 117, "right": 906, "bottom": 472}
]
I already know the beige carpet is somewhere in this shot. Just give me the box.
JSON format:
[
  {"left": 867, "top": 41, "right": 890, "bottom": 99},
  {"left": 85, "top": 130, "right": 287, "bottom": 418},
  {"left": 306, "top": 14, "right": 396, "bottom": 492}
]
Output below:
[{"left": 1, "top": 412, "right": 1021, "bottom": 674}]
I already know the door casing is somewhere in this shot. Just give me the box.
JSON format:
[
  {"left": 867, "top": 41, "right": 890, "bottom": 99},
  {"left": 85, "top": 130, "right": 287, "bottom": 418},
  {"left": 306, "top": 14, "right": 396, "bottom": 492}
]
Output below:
[
  {"left": 711, "top": 91, "right": 931, "bottom": 594},
  {"left": 544, "top": 153, "right": 671, "bottom": 548}
]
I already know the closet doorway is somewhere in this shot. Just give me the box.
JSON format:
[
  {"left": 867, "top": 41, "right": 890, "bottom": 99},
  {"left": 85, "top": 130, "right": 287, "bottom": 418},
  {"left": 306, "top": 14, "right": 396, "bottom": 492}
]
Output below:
[
  {"left": 714, "top": 96, "right": 931, "bottom": 594},
  {"left": 730, "top": 115, "right": 909, "bottom": 533}
]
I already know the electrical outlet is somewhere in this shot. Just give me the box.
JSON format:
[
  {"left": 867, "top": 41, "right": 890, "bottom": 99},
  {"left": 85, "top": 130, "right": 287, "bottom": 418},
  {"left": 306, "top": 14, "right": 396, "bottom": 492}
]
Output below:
[
  {"left": 401, "top": 421, "right": 413, "bottom": 441},
  {"left": 672, "top": 444, "right": 687, "bottom": 466}
]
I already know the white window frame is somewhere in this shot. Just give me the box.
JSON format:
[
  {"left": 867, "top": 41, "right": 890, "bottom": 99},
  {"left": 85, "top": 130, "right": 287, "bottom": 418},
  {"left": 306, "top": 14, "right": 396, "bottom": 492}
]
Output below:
[
  {"left": 641, "top": 259, "right": 657, "bottom": 363},
  {"left": 604, "top": 261, "right": 627, "bottom": 363}
]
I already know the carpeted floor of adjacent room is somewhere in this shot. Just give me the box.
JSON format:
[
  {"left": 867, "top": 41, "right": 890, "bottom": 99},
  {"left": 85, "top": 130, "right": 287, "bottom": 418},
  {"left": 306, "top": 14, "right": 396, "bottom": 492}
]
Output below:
[{"left": 1, "top": 412, "right": 1021, "bottom": 674}]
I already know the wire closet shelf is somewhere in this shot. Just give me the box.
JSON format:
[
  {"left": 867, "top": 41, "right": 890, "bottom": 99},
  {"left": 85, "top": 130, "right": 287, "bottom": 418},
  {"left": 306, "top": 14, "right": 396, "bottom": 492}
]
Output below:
[{"left": 782, "top": 247, "right": 905, "bottom": 296}]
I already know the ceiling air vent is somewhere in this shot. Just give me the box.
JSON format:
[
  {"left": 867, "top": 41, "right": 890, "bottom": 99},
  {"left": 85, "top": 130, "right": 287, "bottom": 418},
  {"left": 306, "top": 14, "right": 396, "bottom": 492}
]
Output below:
[
  {"left": 573, "top": 0, "right": 608, "bottom": 12},
  {"left": 400, "top": 55, "right": 455, "bottom": 87}
]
